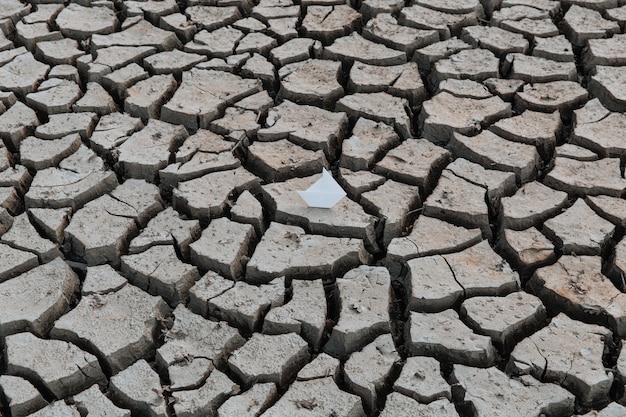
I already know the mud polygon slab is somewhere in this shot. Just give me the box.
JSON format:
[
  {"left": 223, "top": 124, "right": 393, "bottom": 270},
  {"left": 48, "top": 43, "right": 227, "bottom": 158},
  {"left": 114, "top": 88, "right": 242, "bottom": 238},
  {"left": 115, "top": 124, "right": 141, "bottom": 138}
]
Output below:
[
  {"left": 185, "top": 5, "right": 240, "bottom": 31},
  {"left": 340, "top": 118, "right": 400, "bottom": 171},
  {"left": 159, "top": 12, "right": 196, "bottom": 42},
  {"left": 500, "top": 181, "right": 568, "bottom": 230},
  {"left": 80, "top": 264, "right": 127, "bottom": 296},
  {"left": 515, "top": 81, "right": 588, "bottom": 113},
  {"left": 406, "top": 255, "right": 464, "bottom": 312},
  {"left": 500, "top": 18, "right": 560, "bottom": 39},
  {"left": 442, "top": 240, "right": 520, "bottom": 297},
  {"left": 268, "top": 37, "right": 315, "bottom": 67},
  {"left": 187, "top": 271, "right": 234, "bottom": 318},
  {"left": 505, "top": 53, "right": 577, "bottom": 83},
  {"left": 190, "top": 217, "right": 255, "bottom": 280},
  {"left": 35, "top": 38, "right": 84, "bottom": 65},
  {"left": 91, "top": 19, "right": 179, "bottom": 51},
  {"left": 129, "top": 206, "right": 201, "bottom": 257},
  {"left": 325, "top": 266, "right": 390, "bottom": 359},
  {"left": 72, "top": 384, "right": 130, "bottom": 417},
  {"left": 490, "top": 109, "right": 561, "bottom": 153},
  {"left": 584, "top": 34, "right": 626, "bottom": 72},
  {"left": 461, "top": 25, "right": 529, "bottom": 56},
  {"left": 339, "top": 168, "right": 387, "bottom": 198},
  {"left": 545, "top": 157, "right": 626, "bottom": 197},
  {"left": 445, "top": 158, "right": 517, "bottom": 206},
  {"left": 52, "top": 281, "right": 169, "bottom": 373},
  {"left": 509, "top": 313, "right": 612, "bottom": 406},
  {"left": 185, "top": 27, "right": 243, "bottom": 57},
  {"left": 263, "top": 279, "right": 326, "bottom": 349},
  {"left": 589, "top": 66, "right": 626, "bottom": 113},
  {"left": 0, "top": 258, "right": 79, "bottom": 337},
  {"left": 302, "top": 5, "right": 361, "bottom": 45},
  {"left": 124, "top": 74, "right": 177, "bottom": 119},
  {"left": 348, "top": 61, "right": 426, "bottom": 105},
  {"left": 125, "top": 0, "right": 179, "bottom": 23},
  {"left": 64, "top": 196, "right": 137, "bottom": 266},
  {"left": 398, "top": 5, "right": 479, "bottom": 40},
  {"left": 499, "top": 227, "right": 556, "bottom": 272},
  {"left": 157, "top": 304, "right": 244, "bottom": 389},
  {"left": 406, "top": 309, "right": 496, "bottom": 367},
  {"left": 437, "top": 79, "right": 492, "bottom": 99},
  {"left": 423, "top": 171, "right": 491, "bottom": 236},
  {"left": 563, "top": 5, "right": 620, "bottom": 46},
  {"left": 246, "top": 222, "right": 365, "bottom": 284},
  {"left": 0, "top": 243, "right": 38, "bottom": 283},
  {"left": 344, "top": 334, "right": 399, "bottom": 413},
  {"left": 413, "top": 38, "right": 472, "bottom": 70},
  {"left": 360, "top": 179, "right": 421, "bottom": 246},
  {"left": 35, "top": 112, "right": 97, "bottom": 140},
  {"left": 387, "top": 215, "right": 483, "bottom": 261},
  {"left": 247, "top": 139, "right": 328, "bottom": 183},
  {"left": 143, "top": 49, "right": 206, "bottom": 74},
  {"left": 0, "top": 52, "right": 49, "bottom": 96},
  {"left": 533, "top": 35, "right": 575, "bottom": 62},
  {"left": 587, "top": 195, "right": 626, "bottom": 227},
  {"left": 260, "top": 377, "right": 365, "bottom": 416},
  {"left": 449, "top": 130, "right": 540, "bottom": 182},
  {"left": 121, "top": 245, "right": 199, "bottom": 305},
  {"left": 73, "top": 82, "right": 117, "bottom": 115},
  {"left": 528, "top": 255, "right": 626, "bottom": 336},
  {"left": 257, "top": 100, "right": 349, "bottom": 158},
  {"left": 0, "top": 101, "right": 39, "bottom": 150},
  {"left": 360, "top": 0, "right": 404, "bottom": 19},
  {"left": 236, "top": 32, "right": 277, "bottom": 55},
  {"left": 159, "top": 148, "right": 241, "bottom": 189},
  {"left": 5, "top": 332, "right": 105, "bottom": 399},
  {"left": 208, "top": 277, "right": 284, "bottom": 333},
  {"left": 394, "top": 356, "right": 451, "bottom": 403},
  {"left": 2, "top": 213, "right": 61, "bottom": 263},
  {"left": 336, "top": 92, "right": 411, "bottom": 138},
  {"left": 55, "top": 4, "right": 117, "bottom": 40},
  {"left": 461, "top": 292, "right": 546, "bottom": 348},
  {"left": 543, "top": 199, "right": 615, "bottom": 255},
  {"left": 374, "top": 138, "right": 450, "bottom": 191},
  {"left": 452, "top": 365, "right": 575, "bottom": 416},
  {"left": 229, "top": 332, "right": 309, "bottom": 387},
  {"left": 362, "top": 13, "right": 439, "bottom": 57},
  {"left": 171, "top": 369, "right": 238, "bottom": 417},
  {"left": 420, "top": 92, "right": 511, "bottom": 145},
  {"left": 323, "top": 33, "right": 406, "bottom": 66},
  {"left": 20, "top": 134, "right": 81, "bottom": 170},
  {"left": 88, "top": 112, "right": 143, "bottom": 154},
  {"left": 172, "top": 167, "right": 260, "bottom": 221},
  {"left": 431, "top": 48, "right": 500, "bottom": 85},
  {"left": 109, "top": 360, "right": 167, "bottom": 417},
  {"left": 25, "top": 166, "right": 118, "bottom": 210},
  {"left": 278, "top": 59, "right": 343, "bottom": 107},
  {"left": 380, "top": 395, "right": 459, "bottom": 417},
  {"left": 217, "top": 382, "right": 276, "bottom": 417},
  {"left": 118, "top": 119, "right": 188, "bottom": 182}
]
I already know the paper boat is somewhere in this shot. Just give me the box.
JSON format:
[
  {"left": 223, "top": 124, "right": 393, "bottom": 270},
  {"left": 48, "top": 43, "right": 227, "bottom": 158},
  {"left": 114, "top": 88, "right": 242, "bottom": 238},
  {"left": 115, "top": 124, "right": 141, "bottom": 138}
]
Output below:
[{"left": 297, "top": 168, "right": 346, "bottom": 209}]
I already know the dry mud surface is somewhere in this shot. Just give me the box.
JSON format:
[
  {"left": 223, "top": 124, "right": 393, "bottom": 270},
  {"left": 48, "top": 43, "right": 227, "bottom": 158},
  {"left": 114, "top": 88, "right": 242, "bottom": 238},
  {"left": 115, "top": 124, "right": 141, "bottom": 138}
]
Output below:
[{"left": 1, "top": 0, "right": 626, "bottom": 416}]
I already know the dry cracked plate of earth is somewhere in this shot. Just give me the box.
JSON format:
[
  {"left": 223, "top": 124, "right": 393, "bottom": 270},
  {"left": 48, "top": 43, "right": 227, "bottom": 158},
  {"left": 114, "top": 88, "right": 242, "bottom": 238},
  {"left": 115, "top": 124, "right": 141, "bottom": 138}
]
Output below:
[{"left": 2, "top": 0, "right": 626, "bottom": 416}]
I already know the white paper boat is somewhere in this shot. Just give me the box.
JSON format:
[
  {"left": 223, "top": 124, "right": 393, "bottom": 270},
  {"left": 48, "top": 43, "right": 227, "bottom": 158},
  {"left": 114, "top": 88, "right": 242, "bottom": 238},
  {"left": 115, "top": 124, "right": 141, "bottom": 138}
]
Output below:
[{"left": 297, "top": 168, "right": 346, "bottom": 208}]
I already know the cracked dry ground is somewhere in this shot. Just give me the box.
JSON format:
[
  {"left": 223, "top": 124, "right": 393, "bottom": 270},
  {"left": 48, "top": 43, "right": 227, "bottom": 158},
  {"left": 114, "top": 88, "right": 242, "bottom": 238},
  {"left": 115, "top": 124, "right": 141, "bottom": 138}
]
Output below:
[{"left": 3, "top": 0, "right": 626, "bottom": 417}]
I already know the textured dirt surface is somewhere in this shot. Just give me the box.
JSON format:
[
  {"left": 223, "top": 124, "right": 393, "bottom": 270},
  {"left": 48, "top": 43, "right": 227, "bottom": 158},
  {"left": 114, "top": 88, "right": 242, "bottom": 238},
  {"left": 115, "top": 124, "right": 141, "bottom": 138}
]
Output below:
[{"left": 1, "top": 0, "right": 626, "bottom": 416}]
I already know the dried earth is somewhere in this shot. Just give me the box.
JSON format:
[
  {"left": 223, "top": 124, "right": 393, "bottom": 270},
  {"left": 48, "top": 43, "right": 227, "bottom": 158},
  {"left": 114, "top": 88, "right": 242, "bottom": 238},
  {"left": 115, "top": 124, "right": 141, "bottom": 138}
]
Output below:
[{"left": 0, "top": 0, "right": 626, "bottom": 416}]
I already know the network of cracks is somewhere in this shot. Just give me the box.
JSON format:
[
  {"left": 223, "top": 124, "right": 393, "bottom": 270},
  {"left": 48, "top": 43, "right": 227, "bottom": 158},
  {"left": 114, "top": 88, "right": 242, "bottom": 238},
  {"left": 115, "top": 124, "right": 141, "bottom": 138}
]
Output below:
[{"left": 1, "top": 0, "right": 626, "bottom": 416}]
